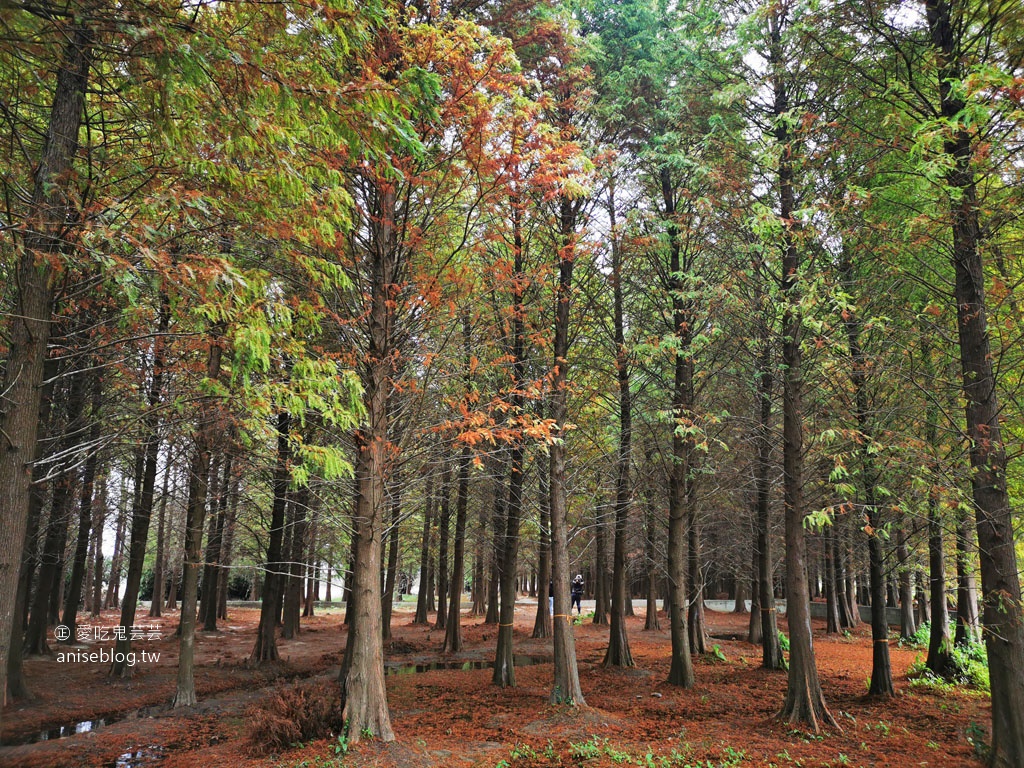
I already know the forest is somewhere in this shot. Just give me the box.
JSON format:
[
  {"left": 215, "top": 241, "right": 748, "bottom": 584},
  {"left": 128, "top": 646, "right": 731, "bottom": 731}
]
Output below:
[{"left": 0, "top": 0, "right": 1022, "bottom": 766}]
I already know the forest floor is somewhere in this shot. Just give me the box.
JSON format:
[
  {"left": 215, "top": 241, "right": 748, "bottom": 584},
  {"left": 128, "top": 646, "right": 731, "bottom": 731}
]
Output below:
[{"left": 0, "top": 599, "right": 989, "bottom": 768}]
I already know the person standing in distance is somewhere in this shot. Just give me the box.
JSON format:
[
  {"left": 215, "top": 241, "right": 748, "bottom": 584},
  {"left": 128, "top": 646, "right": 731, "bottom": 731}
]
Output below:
[{"left": 571, "top": 574, "right": 584, "bottom": 615}]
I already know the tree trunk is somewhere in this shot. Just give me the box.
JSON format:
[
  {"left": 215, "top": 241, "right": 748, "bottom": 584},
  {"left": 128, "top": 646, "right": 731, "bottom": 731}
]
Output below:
[
  {"left": 896, "top": 526, "right": 916, "bottom": 641},
  {"left": 381, "top": 489, "right": 400, "bottom": 641},
  {"left": 643, "top": 479, "right": 661, "bottom": 632},
  {"left": 485, "top": 459, "right": 505, "bottom": 625},
  {"left": 823, "top": 530, "right": 840, "bottom": 635},
  {"left": 772, "top": 14, "right": 834, "bottom": 727},
  {"left": 7, "top": 362, "right": 57, "bottom": 701},
  {"left": 172, "top": 332, "right": 223, "bottom": 707},
  {"left": 27, "top": 368, "right": 88, "bottom": 655},
  {"left": 926, "top": 485, "right": 953, "bottom": 678},
  {"left": 202, "top": 453, "right": 231, "bottom": 632},
  {"left": 925, "top": 1, "right": 1024, "bottom": 759},
  {"left": 841, "top": 263, "right": 893, "bottom": 697},
  {"left": 687, "top": 515, "right": 706, "bottom": 655},
  {"left": 532, "top": 468, "right": 552, "bottom": 639},
  {"left": 283, "top": 486, "right": 309, "bottom": 639},
  {"left": 954, "top": 508, "right": 979, "bottom": 646},
  {"left": 548, "top": 197, "right": 585, "bottom": 706},
  {"left": 604, "top": 177, "right": 633, "bottom": 668},
  {"left": 113, "top": 297, "right": 170, "bottom": 676},
  {"left": 434, "top": 460, "right": 452, "bottom": 631},
  {"left": 150, "top": 448, "right": 175, "bottom": 619},
  {"left": 413, "top": 468, "right": 435, "bottom": 625},
  {"left": 91, "top": 480, "right": 107, "bottom": 616},
  {"left": 250, "top": 412, "right": 291, "bottom": 663},
  {"left": 0, "top": 23, "right": 92, "bottom": 718},
  {"left": 338, "top": 176, "right": 398, "bottom": 744},
  {"left": 748, "top": 542, "right": 763, "bottom": 644},
  {"left": 443, "top": 444, "right": 471, "bottom": 653},
  {"left": 62, "top": 370, "right": 103, "bottom": 642},
  {"left": 662, "top": 167, "right": 694, "bottom": 689},
  {"left": 217, "top": 469, "right": 239, "bottom": 621},
  {"left": 592, "top": 508, "right": 608, "bottom": 626}
]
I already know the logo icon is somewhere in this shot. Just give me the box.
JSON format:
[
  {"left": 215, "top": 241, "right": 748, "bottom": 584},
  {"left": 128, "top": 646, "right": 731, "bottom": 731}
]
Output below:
[{"left": 53, "top": 624, "right": 71, "bottom": 642}]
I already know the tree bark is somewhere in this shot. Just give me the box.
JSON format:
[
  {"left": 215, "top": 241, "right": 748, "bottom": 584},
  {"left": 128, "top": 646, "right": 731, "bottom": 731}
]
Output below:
[
  {"left": 532, "top": 466, "right": 553, "bottom": 639},
  {"left": 27, "top": 367, "right": 88, "bottom": 655},
  {"left": 172, "top": 331, "right": 223, "bottom": 707},
  {"left": 604, "top": 177, "right": 633, "bottom": 668},
  {"left": 919, "top": 4, "right": 1024, "bottom": 750},
  {"left": 772, "top": 10, "right": 834, "bottom": 728},
  {"left": 62, "top": 370, "right": 103, "bottom": 641},
  {"left": 443, "top": 445, "right": 471, "bottom": 653},
  {"left": 113, "top": 297, "right": 170, "bottom": 676},
  {"left": 434, "top": 460, "right": 452, "bottom": 631},
  {"left": 662, "top": 167, "right": 694, "bottom": 689},
  {"left": 548, "top": 197, "right": 585, "bottom": 706},
  {"left": 413, "top": 468, "right": 435, "bottom": 625},
  {"left": 251, "top": 412, "right": 291, "bottom": 663},
  {"left": 0, "top": 22, "right": 92, "bottom": 717},
  {"left": 381, "top": 488, "right": 400, "bottom": 641},
  {"left": 896, "top": 525, "right": 916, "bottom": 641}
]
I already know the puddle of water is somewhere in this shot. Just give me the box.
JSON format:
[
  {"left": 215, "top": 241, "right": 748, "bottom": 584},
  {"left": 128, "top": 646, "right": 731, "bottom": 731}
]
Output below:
[
  {"left": 103, "top": 745, "right": 165, "bottom": 767},
  {"left": 385, "top": 655, "right": 550, "bottom": 676},
  {"left": 1, "top": 707, "right": 151, "bottom": 746}
]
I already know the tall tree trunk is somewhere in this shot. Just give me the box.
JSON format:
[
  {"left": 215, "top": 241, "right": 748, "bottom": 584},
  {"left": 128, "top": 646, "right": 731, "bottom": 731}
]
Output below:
[
  {"left": 62, "top": 370, "right": 104, "bottom": 640},
  {"left": 662, "top": 167, "right": 694, "bottom": 689},
  {"left": 532, "top": 468, "right": 553, "bottom": 638},
  {"left": 381, "top": 489, "right": 400, "bottom": 641},
  {"left": 485, "top": 458, "right": 506, "bottom": 625},
  {"left": 926, "top": 2, "right": 1024, "bottom": 759},
  {"left": 687, "top": 516, "right": 706, "bottom": 655},
  {"left": 283, "top": 486, "right": 309, "bottom": 639},
  {"left": 413, "top": 469, "right": 435, "bottom": 625},
  {"left": 339, "top": 177, "right": 397, "bottom": 744},
  {"left": 841, "top": 259, "right": 893, "bottom": 696},
  {"left": 471, "top": 472, "right": 488, "bottom": 617},
  {"left": 113, "top": 297, "right": 170, "bottom": 676},
  {"left": 548, "top": 197, "right": 585, "bottom": 706},
  {"left": 434, "top": 461, "right": 452, "bottom": 631},
  {"left": 172, "top": 331, "right": 223, "bottom": 707},
  {"left": 443, "top": 445, "right": 471, "bottom": 653},
  {"left": 7, "top": 361, "right": 57, "bottom": 701},
  {"left": 91, "top": 478, "right": 107, "bottom": 616},
  {"left": 202, "top": 453, "right": 231, "bottom": 632},
  {"left": 444, "top": 316, "right": 474, "bottom": 653},
  {"left": 748, "top": 541, "right": 763, "bottom": 644},
  {"left": 604, "top": 177, "right": 633, "bottom": 668},
  {"left": 896, "top": 526, "right": 916, "bottom": 641},
  {"left": 217, "top": 468, "right": 239, "bottom": 621},
  {"left": 833, "top": 534, "right": 854, "bottom": 629},
  {"left": 27, "top": 368, "right": 88, "bottom": 655},
  {"left": 954, "top": 508, "right": 979, "bottom": 646},
  {"left": 772, "top": 12, "right": 833, "bottom": 727},
  {"left": 104, "top": 482, "right": 129, "bottom": 610},
  {"left": 823, "top": 529, "right": 840, "bottom": 635},
  {"left": 150, "top": 449, "right": 175, "bottom": 619},
  {"left": 754, "top": 324, "right": 783, "bottom": 668},
  {"left": 592, "top": 509, "right": 608, "bottom": 625},
  {"left": 643, "top": 477, "right": 661, "bottom": 632},
  {"left": 926, "top": 481, "right": 953, "bottom": 678},
  {"left": 0, "top": 23, "right": 92, "bottom": 718},
  {"left": 250, "top": 412, "right": 291, "bottom": 663}
]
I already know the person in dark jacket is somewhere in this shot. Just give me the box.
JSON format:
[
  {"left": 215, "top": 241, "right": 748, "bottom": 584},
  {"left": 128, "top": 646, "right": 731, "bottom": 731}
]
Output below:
[{"left": 571, "top": 574, "right": 584, "bottom": 615}]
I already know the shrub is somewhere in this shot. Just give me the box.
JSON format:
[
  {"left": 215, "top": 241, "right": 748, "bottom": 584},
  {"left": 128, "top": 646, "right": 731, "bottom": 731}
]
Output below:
[{"left": 247, "top": 680, "right": 345, "bottom": 755}]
